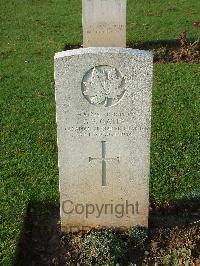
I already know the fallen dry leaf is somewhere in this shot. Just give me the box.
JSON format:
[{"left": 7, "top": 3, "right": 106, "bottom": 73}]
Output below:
[{"left": 193, "top": 21, "right": 200, "bottom": 28}]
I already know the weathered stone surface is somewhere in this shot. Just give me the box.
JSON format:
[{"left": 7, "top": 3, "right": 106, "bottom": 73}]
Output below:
[
  {"left": 54, "top": 48, "right": 153, "bottom": 231},
  {"left": 82, "top": 0, "right": 127, "bottom": 48}
]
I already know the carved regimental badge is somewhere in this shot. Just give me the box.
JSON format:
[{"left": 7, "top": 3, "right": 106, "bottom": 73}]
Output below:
[{"left": 82, "top": 66, "right": 126, "bottom": 107}]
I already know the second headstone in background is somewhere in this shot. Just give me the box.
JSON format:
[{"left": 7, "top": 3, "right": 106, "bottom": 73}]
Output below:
[{"left": 82, "top": 0, "right": 127, "bottom": 48}]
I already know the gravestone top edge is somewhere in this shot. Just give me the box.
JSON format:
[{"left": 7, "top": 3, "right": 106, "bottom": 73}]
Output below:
[{"left": 54, "top": 48, "right": 153, "bottom": 61}]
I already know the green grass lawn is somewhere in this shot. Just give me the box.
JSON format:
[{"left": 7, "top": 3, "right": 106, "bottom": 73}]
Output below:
[{"left": 0, "top": 0, "right": 200, "bottom": 264}]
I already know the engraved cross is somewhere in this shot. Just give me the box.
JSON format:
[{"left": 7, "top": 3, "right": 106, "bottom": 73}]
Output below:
[{"left": 89, "top": 141, "right": 119, "bottom": 186}]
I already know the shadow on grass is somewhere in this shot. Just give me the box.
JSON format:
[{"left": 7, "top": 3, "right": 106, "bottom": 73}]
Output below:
[
  {"left": 64, "top": 38, "right": 198, "bottom": 50},
  {"left": 63, "top": 39, "right": 181, "bottom": 51},
  {"left": 64, "top": 38, "right": 200, "bottom": 63},
  {"left": 127, "top": 38, "right": 197, "bottom": 49},
  {"left": 149, "top": 198, "right": 200, "bottom": 228},
  {"left": 13, "top": 201, "right": 61, "bottom": 266},
  {"left": 128, "top": 39, "right": 180, "bottom": 49},
  {"left": 14, "top": 198, "right": 200, "bottom": 265}
]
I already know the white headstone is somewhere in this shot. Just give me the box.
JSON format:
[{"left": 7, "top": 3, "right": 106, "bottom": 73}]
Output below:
[
  {"left": 55, "top": 48, "right": 153, "bottom": 231},
  {"left": 82, "top": 0, "right": 127, "bottom": 48}
]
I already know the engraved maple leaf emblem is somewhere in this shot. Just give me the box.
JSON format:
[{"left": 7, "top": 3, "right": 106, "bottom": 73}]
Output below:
[{"left": 82, "top": 66, "right": 125, "bottom": 107}]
